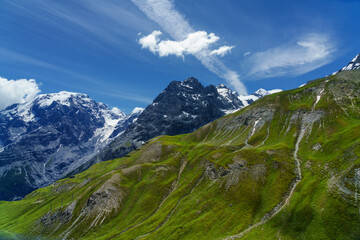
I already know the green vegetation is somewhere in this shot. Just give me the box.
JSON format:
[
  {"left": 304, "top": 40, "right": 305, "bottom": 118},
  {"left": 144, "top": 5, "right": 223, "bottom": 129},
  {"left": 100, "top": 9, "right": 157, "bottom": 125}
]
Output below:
[{"left": 1, "top": 70, "right": 360, "bottom": 239}]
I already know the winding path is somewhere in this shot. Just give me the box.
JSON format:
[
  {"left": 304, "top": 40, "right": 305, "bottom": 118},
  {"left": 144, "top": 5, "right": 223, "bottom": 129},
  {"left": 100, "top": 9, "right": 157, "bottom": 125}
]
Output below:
[{"left": 223, "top": 126, "right": 306, "bottom": 239}]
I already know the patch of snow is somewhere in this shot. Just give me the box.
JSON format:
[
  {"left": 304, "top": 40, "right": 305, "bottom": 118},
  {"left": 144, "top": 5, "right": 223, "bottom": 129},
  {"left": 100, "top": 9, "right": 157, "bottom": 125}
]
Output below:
[
  {"left": 216, "top": 84, "right": 235, "bottom": 103},
  {"left": 312, "top": 89, "right": 324, "bottom": 110},
  {"left": 191, "top": 93, "right": 201, "bottom": 101},
  {"left": 180, "top": 82, "right": 194, "bottom": 89},
  {"left": 223, "top": 109, "right": 239, "bottom": 115},
  {"left": 254, "top": 88, "right": 268, "bottom": 96},
  {"left": 130, "top": 107, "right": 144, "bottom": 115},
  {"left": 239, "top": 88, "right": 282, "bottom": 107},
  {"left": 237, "top": 95, "right": 256, "bottom": 107},
  {"left": 94, "top": 108, "right": 127, "bottom": 143},
  {"left": 252, "top": 119, "right": 261, "bottom": 136},
  {"left": 16, "top": 101, "right": 36, "bottom": 122},
  {"left": 182, "top": 111, "right": 189, "bottom": 117},
  {"left": 37, "top": 91, "right": 89, "bottom": 108},
  {"left": 267, "top": 89, "right": 282, "bottom": 94},
  {"left": 352, "top": 54, "right": 360, "bottom": 62},
  {"left": 111, "top": 107, "right": 125, "bottom": 116},
  {"left": 180, "top": 111, "right": 197, "bottom": 119},
  {"left": 254, "top": 88, "right": 282, "bottom": 97}
]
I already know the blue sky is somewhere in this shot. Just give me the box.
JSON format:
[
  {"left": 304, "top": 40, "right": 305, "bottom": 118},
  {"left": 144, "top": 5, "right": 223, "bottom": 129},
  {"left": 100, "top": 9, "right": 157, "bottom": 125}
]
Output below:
[{"left": 0, "top": 0, "right": 359, "bottom": 113}]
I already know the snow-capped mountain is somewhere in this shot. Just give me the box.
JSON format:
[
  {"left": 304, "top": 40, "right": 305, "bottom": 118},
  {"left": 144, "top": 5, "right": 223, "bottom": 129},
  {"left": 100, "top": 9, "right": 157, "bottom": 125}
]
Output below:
[
  {"left": 333, "top": 53, "right": 360, "bottom": 75},
  {"left": 87, "top": 77, "right": 281, "bottom": 165},
  {"left": 217, "top": 85, "right": 282, "bottom": 114},
  {"left": 0, "top": 91, "right": 142, "bottom": 200}
]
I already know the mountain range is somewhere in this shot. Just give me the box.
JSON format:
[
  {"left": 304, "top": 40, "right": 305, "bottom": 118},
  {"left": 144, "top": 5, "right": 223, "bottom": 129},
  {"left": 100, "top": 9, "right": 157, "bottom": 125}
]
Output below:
[
  {"left": 0, "top": 54, "right": 359, "bottom": 240},
  {"left": 0, "top": 92, "right": 143, "bottom": 201},
  {"left": 75, "top": 78, "right": 281, "bottom": 175},
  {"left": 0, "top": 79, "right": 279, "bottom": 201}
]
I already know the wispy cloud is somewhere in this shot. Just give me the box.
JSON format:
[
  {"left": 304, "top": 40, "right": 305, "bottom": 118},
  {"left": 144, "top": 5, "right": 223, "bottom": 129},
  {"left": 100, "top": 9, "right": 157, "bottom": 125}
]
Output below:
[
  {"left": 0, "top": 77, "right": 41, "bottom": 110},
  {"left": 85, "top": 88, "right": 153, "bottom": 104},
  {"left": 246, "top": 33, "right": 336, "bottom": 78},
  {"left": 132, "top": 0, "right": 248, "bottom": 95},
  {"left": 6, "top": 1, "right": 155, "bottom": 57},
  {"left": 0, "top": 47, "right": 102, "bottom": 86}
]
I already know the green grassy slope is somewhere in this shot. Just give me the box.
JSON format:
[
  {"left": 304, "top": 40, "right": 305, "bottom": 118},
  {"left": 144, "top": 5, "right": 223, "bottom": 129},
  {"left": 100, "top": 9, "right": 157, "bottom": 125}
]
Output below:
[{"left": 1, "top": 70, "right": 360, "bottom": 239}]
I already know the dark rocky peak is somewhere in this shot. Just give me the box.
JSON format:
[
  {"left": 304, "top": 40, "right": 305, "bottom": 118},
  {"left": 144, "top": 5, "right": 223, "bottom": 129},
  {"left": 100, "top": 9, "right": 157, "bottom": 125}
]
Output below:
[{"left": 166, "top": 77, "right": 204, "bottom": 92}]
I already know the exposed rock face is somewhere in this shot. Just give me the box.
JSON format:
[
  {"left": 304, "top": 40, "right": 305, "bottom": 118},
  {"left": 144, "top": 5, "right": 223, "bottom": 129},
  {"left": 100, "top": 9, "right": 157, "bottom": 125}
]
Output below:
[
  {"left": 0, "top": 92, "right": 142, "bottom": 200},
  {"left": 40, "top": 200, "right": 77, "bottom": 227},
  {"left": 83, "top": 77, "right": 281, "bottom": 168},
  {"left": 84, "top": 173, "right": 123, "bottom": 217}
]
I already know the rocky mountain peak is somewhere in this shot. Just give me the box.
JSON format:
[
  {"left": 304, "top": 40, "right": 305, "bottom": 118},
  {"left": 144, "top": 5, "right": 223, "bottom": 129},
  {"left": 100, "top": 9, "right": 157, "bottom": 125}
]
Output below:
[
  {"left": 167, "top": 77, "right": 204, "bottom": 91},
  {"left": 253, "top": 88, "right": 282, "bottom": 98},
  {"left": 333, "top": 53, "right": 360, "bottom": 75},
  {"left": 35, "top": 91, "right": 90, "bottom": 108},
  {"left": 253, "top": 88, "right": 268, "bottom": 97}
]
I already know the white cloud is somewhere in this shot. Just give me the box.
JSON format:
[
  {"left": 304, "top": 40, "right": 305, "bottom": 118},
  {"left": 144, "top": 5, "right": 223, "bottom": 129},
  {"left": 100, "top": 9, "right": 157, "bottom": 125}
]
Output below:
[
  {"left": 132, "top": 0, "right": 248, "bottom": 95},
  {"left": 210, "top": 46, "right": 234, "bottom": 57},
  {"left": 180, "top": 32, "right": 219, "bottom": 54},
  {"left": 139, "top": 30, "right": 222, "bottom": 57},
  {"left": 0, "top": 77, "right": 41, "bottom": 110},
  {"left": 247, "top": 33, "right": 335, "bottom": 78},
  {"left": 139, "top": 30, "right": 162, "bottom": 54}
]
